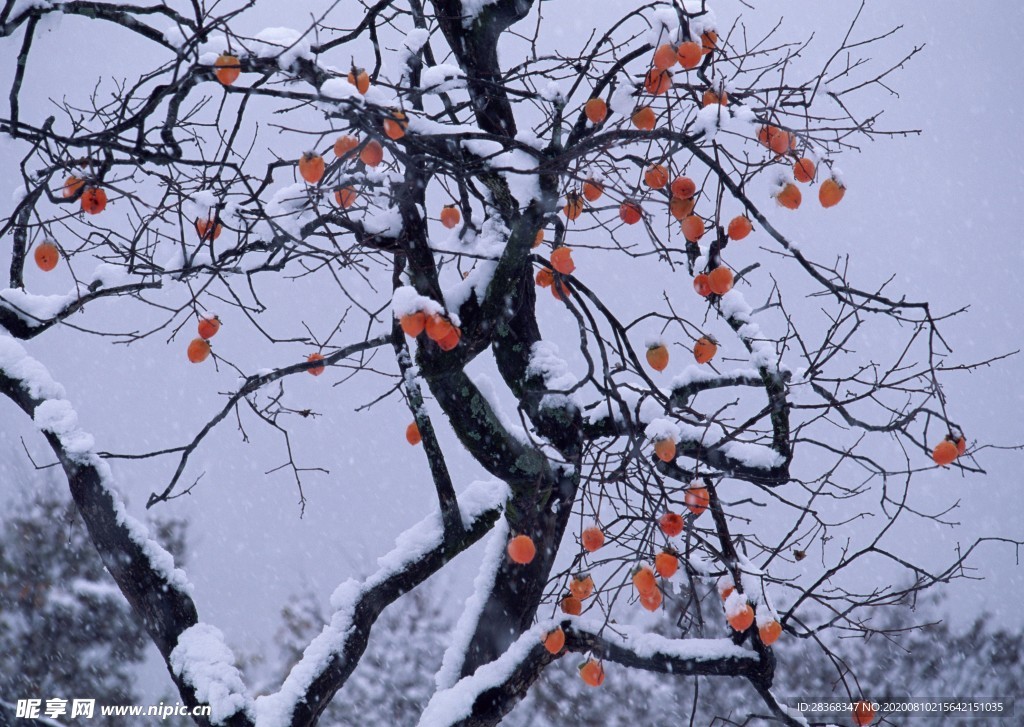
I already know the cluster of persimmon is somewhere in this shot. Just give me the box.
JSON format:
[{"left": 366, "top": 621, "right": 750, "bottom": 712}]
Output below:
[
  {"left": 534, "top": 246, "right": 574, "bottom": 301},
  {"left": 932, "top": 431, "right": 968, "bottom": 466},
  {"left": 399, "top": 308, "right": 462, "bottom": 352},
  {"left": 186, "top": 315, "right": 220, "bottom": 364},
  {"left": 717, "top": 576, "right": 782, "bottom": 646},
  {"left": 756, "top": 125, "right": 846, "bottom": 210},
  {"left": 62, "top": 174, "right": 107, "bottom": 215}
]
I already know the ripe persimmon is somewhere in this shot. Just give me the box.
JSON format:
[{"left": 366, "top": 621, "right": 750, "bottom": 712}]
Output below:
[
  {"left": 653, "top": 43, "right": 677, "bottom": 70},
  {"left": 298, "top": 152, "right": 325, "bottom": 184},
  {"left": 561, "top": 594, "right": 583, "bottom": 616},
  {"left": 187, "top": 338, "right": 211, "bottom": 364},
  {"left": 579, "top": 659, "right": 605, "bottom": 687},
  {"left": 197, "top": 316, "right": 220, "bottom": 340},
  {"left": 400, "top": 311, "right": 426, "bottom": 337},
  {"left": 507, "top": 534, "right": 536, "bottom": 564},
  {"left": 793, "top": 157, "right": 816, "bottom": 183},
  {"left": 347, "top": 66, "right": 370, "bottom": 94},
  {"left": 658, "top": 512, "right": 684, "bottom": 537},
  {"left": 569, "top": 573, "right": 595, "bottom": 600},
  {"left": 646, "top": 343, "right": 669, "bottom": 372},
  {"left": 685, "top": 486, "right": 710, "bottom": 517},
  {"left": 819, "top": 177, "right": 846, "bottom": 208},
  {"left": 757, "top": 125, "right": 793, "bottom": 156},
  {"left": 584, "top": 98, "right": 607, "bottom": 124},
  {"left": 654, "top": 438, "right": 677, "bottom": 463},
  {"left": 335, "top": 186, "right": 358, "bottom": 209},
  {"left": 80, "top": 187, "right": 107, "bottom": 215},
  {"left": 582, "top": 179, "right": 603, "bottom": 202},
  {"left": 543, "top": 627, "right": 565, "bottom": 655},
  {"left": 643, "top": 68, "right": 672, "bottom": 96},
  {"left": 693, "top": 273, "right": 712, "bottom": 297},
  {"left": 550, "top": 247, "right": 575, "bottom": 275},
  {"left": 727, "top": 215, "right": 752, "bottom": 240},
  {"left": 632, "top": 565, "right": 657, "bottom": 596},
  {"left": 774, "top": 182, "right": 802, "bottom": 210},
  {"left": 440, "top": 205, "right": 461, "bottom": 229},
  {"left": 655, "top": 551, "right": 678, "bottom": 578},
  {"left": 702, "top": 89, "right": 728, "bottom": 107},
  {"left": 563, "top": 192, "right": 584, "bottom": 221},
  {"left": 536, "top": 268, "right": 554, "bottom": 288},
  {"left": 643, "top": 164, "right": 669, "bottom": 190},
  {"left": 719, "top": 579, "right": 735, "bottom": 601},
  {"left": 406, "top": 422, "right": 421, "bottom": 445},
  {"left": 383, "top": 109, "right": 408, "bottom": 140},
  {"left": 681, "top": 215, "right": 704, "bottom": 242},
  {"left": 852, "top": 701, "right": 876, "bottom": 726},
  {"left": 34, "top": 242, "right": 59, "bottom": 272},
  {"left": 581, "top": 526, "right": 605, "bottom": 552},
  {"left": 932, "top": 440, "right": 958, "bottom": 466},
  {"left": 701, "top": 30, "right": 718, "bottom": 54},
  {"left": 670, "top": 176, "right": 697, "bottom": 199},
  {"left": 195, "top": 217, "right": 222, "bottom": 240},
  {"left": 631, "top": 106, "right": 656, "bottom": 131},
  {"left": 708, "top": 266, "right": 733, "bottom": 295},
  {"left": 693, "top": 336, "right": 718, "bottom": 364},
  {"left": 360, "top": 140, "right": 384, "bottom": 167},
  {"left": 676, "top": 41, "right": 702, "bottom": 70},
  {"left": 727, "top": 602, "right": 755, "bottom": 632},
  {"left": 639, "top": 588, "right": 663, "bottom": 611},
  {"left": 759, "top": 619, "right": 782, "bottom": 646},
  {"left": 63, "top": 175, "right": 84, "bottom": 198},
  {"left": 670, "top": 196, "right": 695, "bottom": 220},
  {"left": 619, "top": 201, "right": 642, "bottom": 225},
  {"left": 533, "top": 230, "right": 544, "bottom": 248},
  {"left": 334, "top": 135, "right": 358, "bottom": 158},
  {"left": 957, "top": 436, "right": 967, "bottom": 456},
  {"left": 215, "top": 54, "right": 240, "bottom": 86},
  {"left": 306, "top": 352, "right": 326, "bottom": 376}
]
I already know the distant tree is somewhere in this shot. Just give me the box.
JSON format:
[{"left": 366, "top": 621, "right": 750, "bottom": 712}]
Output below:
[
  {"left": 265, "top": 584, "right": 450, "bottom": 727},
  {"left": 0, "top": 475, "right": 186, "bottom": 725},
  {"left": 0, "top": 0, "right": 1018, "bottom": 725}
]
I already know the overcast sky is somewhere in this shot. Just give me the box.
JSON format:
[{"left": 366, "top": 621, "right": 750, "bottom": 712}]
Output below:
[{"left": 1, "top": 0, "right": 1022, "bottom": 706}]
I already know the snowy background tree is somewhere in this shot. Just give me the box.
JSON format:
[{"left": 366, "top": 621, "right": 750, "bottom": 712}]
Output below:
[
  {"left": 0, "top": 470, "right": 186, "bottom": 725},
  {"left": 0, "top": 0, "right": 1021, "bottom": 725}
]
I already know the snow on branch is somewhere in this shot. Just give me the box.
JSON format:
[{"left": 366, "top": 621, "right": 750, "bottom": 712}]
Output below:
[
  {"left": 419, "top": 617, "right": 763, "bottom": 727},
  {"left": 170, "top": 624, "right": 254, "bottom": 724},
  {"left": 255, "top": 480, "right": 510, "bottom": 727}
]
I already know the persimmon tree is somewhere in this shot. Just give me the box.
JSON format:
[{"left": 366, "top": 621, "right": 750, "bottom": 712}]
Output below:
[{"left": 0, "top": 1, "right": 1014, "bottom": 725}]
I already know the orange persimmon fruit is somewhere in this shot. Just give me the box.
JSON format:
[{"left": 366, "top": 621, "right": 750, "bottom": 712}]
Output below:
[
  {"left": 550, "top": 247, "right": 575, "bottom": 275},
  {"left": 658, "top": 512, "right": 684, "bottom": 537},
  {"left": 507, "top": 534, "right": 536, "bottom": 564},
  {"left": 197, "top": 316, "right": 220, "bottom": 340},
  {"left": 727, "top": 215, "right": 752, "bottom": 240},
  {"left": 646, "top": 343, "right": 669, "bottom": 372},
  {"left": 298, "top": 152, "right": 325, "bottom": 184},
  {"left": 187, "top": 338, "right": 211, "bottom": 364},
  {"left": 584, "top": 98, "right": 607, "bottom": 124},
  {"left": 693, "top": 336, "right": 718, "bottom": 364},
  {"left": 34, "top": 242, "right": 59, "bottom": 272},
  {"left": 215, "top": 54, "right": 240, "bottom": 86}
]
